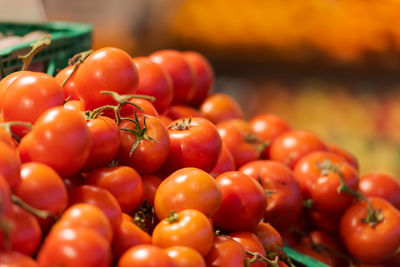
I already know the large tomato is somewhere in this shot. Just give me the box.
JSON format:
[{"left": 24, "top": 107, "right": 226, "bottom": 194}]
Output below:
[
  {"left": 118, "top": 244, "right": 175, "bottom": 267},
  {"left": 200, "top": 93, "right": 244, "bottom": 124},
  {"left": 74, "top": 47, "right": 139, "bottom": 110},
  {"left": 340, "top": 197, "right": 400, "bottom": 263},
  {"left": 252, "top": 222, "right": 283, "bottom": 253},
  {"left": 18, "top": 107, "right": 92, "bottom": 177},
  {"left": 165, "top": 245, "right": 207, "bottom": 267},
  {"left": 206, "top": 235, "right": 246, "bottom": 267},
  {"left": 212, "top": 171, "right": 267, "bottom": 232}
]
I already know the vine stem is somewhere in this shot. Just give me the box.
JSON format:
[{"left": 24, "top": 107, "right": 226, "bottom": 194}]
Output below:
[
  {"left": 18, "top": 35, "right": 51, "bottom": 71},
  {"left": 11, "top": 194, "right": 58, "bottom": 221},
  {"left": 61, "top": 50, "right": 93, "bottom": 87},
  {"left": 245, "top": 250, "right": 279, "bottom": 267}
]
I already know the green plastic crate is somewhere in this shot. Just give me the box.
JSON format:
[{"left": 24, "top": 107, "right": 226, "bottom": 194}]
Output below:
[{"left": 0, "top": 21, "right": 92, "bottom": 78}]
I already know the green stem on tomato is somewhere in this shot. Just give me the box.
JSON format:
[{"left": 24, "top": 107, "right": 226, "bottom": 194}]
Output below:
[
  {"left": 11, "top": 194, "right": 58, "bottom": 221},
  {"left": 61, "top": 50, "right": 93, "bottom": 87},
  {"left": 18, "top": 35, "right": 51, "bottom": 71},
  {"left": 166, "top": 211, "right": 179, "bottom": 223},
  {"left": 245, "top": 250, "right": 279, "bottom": 267}
]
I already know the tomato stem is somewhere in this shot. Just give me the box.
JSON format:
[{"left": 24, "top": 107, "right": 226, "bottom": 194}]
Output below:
[
  {"left": 166, "top": 211, "right": 179, "bottom": 223},
  {"left": 168, "top": 117, "right": 192, "bottom": 130},
  {"left": 100, "top": 90, "right": 155, "bottom": 103},
  {"left": 133, "top": 200, "right": 155, "bottom": 233},
  {"left": 11, "top": 194, "right": 58, "bottom": 221},
  {"left": 302, "top": 198, "right": 314, "bottom": 209},
  {"left": 18, "top": 35, "right": 51, "bottom": 71},
  {"left": 245, "top": 134, "right": 270, "bottom": 153},
  {"left": 61, "top": 50, "right": 93, "bottom": 87},
  {"left": 245, "top": 250, "right": 279, "bottom": 267}
]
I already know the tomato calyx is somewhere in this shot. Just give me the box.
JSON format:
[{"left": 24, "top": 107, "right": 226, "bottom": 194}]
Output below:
[
  {"left": 61, "top": 50, "right": 93, "bottom": 87},
  {"left": 245, "top": 133, "right": 270, "bottom": 153},
  {"left": 18, "top": 35, "right": 51, "bottom": 71},
  {"left": 133, "top": 201, "right": 155, "bottom": 233},
  {"left": 0, "top": 121, "right": 33, "bottom": 141},
  {"left": 11, "top": 194, "right": 58, "bottom": 221},
  {"left": 303, "top": 198, "right": 314, "bottom": 209},
  {"left": 317, "top": 159, "right": 384, "bottom": 227},
  {"left": 245, "top": 250, "right": 279, "bottom": 267},
  {"left": 166, "top": 211, "right": 180, "bottom": 223},
  {"left": 168, "top": 117, "right": 192, "bottom": 130}
]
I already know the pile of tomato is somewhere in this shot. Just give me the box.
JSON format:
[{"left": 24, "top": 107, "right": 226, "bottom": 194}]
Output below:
[{"left": 0, "top": 44, "right": 400, "bottom": 267}]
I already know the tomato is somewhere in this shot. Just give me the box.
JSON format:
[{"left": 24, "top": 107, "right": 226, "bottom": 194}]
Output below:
[
  {"left": 165, "top": 245, "right": 206, "bottom": 267},
  {"left": 55, "top": 65, "right": 79, "bottom": 100},
  {"left": 358, "top": 173, "right": 400, "bottom": 209},
  {"left": 239, "top": 160, "right": 303, "bottom": 230},
  {"left": 152, "top": 209, "right": 214, "bottom": 256},
  {"left": 119, "top": 98, "right": 160, "bottom": 118},
  {"left": 340, "top": 197, "right": 400, "bottom": 263},
  {"left": 51, "top": 203, "right": 113, "bottom": 242},
  {"left": 0, "top": 251, "right": 39, "bottom": 267},
  {"left": 118, "top": 244, "right": 175, "bottom": 267},
  {"left": 163, "top": 105, "right": 204, "bottom": 120},
  {"left": 133, "top": 56, "right": 173, "bottom": 113},
  {"left": 159, "top": 114, "right": 174, "bottom": 127},
  {"left": 74, "top": 47, "right": 139, "bottom": 110},
  {"left": 150, "top": 50, "right": 195, "bottom": 105},
  {"left": 212, "top": 171, "right": 267, "bottom": 232},
  {"left": 1, "top": 72, "right": 64, "bottom": 137},
  {"left": 154, "top": 167, "right": 221, "bottom": 219},
  {"left": 210, "top": 142, "right": 236, "bottom": 177},
  {"left": 230, "top": 232, "right": 267, "bottom": 267},
  {"left": 0, "top": 71, "right": 28, "bottom": 109},
  {"left": 0, "top": 136, "right": 21, "bottom": 188},
  {"left": 163, "top": 117, "right": 222, "bottom": 173},
  {"left": 64, "top": 99, "right": 84, "bottom": 112},
  {"left": 307, "top": 210, "right": 342, "bottom": 234},
  {"left": 112, "top": 220, "right": 152, "bottom": 258},
  {"left": 293, "top": 151, "right": 348, "bottom": 198},
  {"left": 141, "top": 174, "right": 162, "bottom": 206},
  {"left": 118, "top": 114, "right": 170, "bottom": 174},
  {"left": 0, "top": 126, "right": 15, "bottom": 148},
  {"left": 249, "top": 113, "right": 291, "bottom": 159},
  {"left": 14, "top": 162, "right": 68, "bottom": 232},
  {"left": 183, "top": 51, "right": 214, "bottom": 107},
  {"left": 206, "top": 235, "right": 246, "bottom": 267},
  {"left": 62, "top": 173, "right": 85, "bottom": 192},
  {"left": 252, "top": 222, "right": 283, "bottom": 254},
  {"left": 81, "top": 116, "right": 120, "bottom": 171},
  {"left": 37, "top": 228, "right": 111, "bottom": 267},
  {"left": 122, "top": 213, "right": 132, "bottom": 222},
  {"left": 19, "top": 107, "right": 92, "bottom": 177},
  {"left": 69, "top": 185, "right": 122, "bottom": 231},
  {"left": 327, "top": 143, "right": 359, "bottom": 171},
  {"left": 85, "top": 166, "right": 143, "bottom": 213},
  {"left": 0, "top": 174, "right": 11, "bottom": 216},
  {"left": 200, "top": 93, "right": 244, "bottom": 124},
  {"left": 269, "top": 130, "right": 328, "bottom": 168}
]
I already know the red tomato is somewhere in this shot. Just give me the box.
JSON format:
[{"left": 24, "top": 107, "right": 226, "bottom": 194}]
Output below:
[
  {"left": 210, "top": 142, "right": 236, "bottom": 177},
  {"left": 358, "top": 173, "right": 400, "bottom": 209},
  {"left": 252, "top": 222, "right": 284, "bottom": 253},
  {"left": 85, "top": 166, "right": 143, "bottom": 213},
  {"left": 230, "top": 232, "right": 267, "bottom": 267},
  {"left": 82, "top": 116, "right": 120, "bottom": 171},
  {"left": 200, "top": 93, "right": 244, "bottom": 124},
  {"left": 133, "top": 56, "right": 173, "bottom": 113},
  {"left": 0, "top": 71, "right": 28, "bottom": 109},
  {"left": 0, "top": 126, "right": 15, "bottom": 148},
  {"left": 163, "top": 117, "right": 222, "bottom": 173},
  {"left": 340, "top": 197, "right": 400, "bottom": 263},
  {"left": 163, "top": 105, "right": 204, "bottom": 120},
  {"left": 150, "top": 50, "right": 195, "bottom": 105},
  {"left": 165, "top": 246, "right": 206, "bottom": 267},
  {"left": 269, "top": 130, "right": 328, "bottom": 168},
  {"left": 0, "top": 141, "right": 20, "bottom": 188},
  {"left": 0, "top": 174, "right": 11, "bottom": 216},
  {"left": 249, "top": 113, "right": 291, "bottom": 159},
  {"left": 62, "top": 173, "right": 85, "bottom": 192},
  {"left": 52, "top": 203, "right": 113, "bottom": 242},
  {"left": 118, "top": 114, "right": 170, "bottom": 174},
  {"left": 55, "top": 65, "right": 79, "bottom": 100},
  {"left": 112, "top": 220, "right": 152, "bottom": 258},
  {"left": 18, "top": 107, "right": 92, "bottom": 177},
  {"left": 308, "top": 210, "right": 342, "bottom": 234},
  {"left": 152, "top": 209, "right": 214, "bottom": 256},
  {"left": 64, "top": 99, "right": 84, "bottom": 112},
  {"left": 74, "top": 47, "right": 139, "bottom": 110},
  {"left": 212, "top": 171, "right": 267, "bottom": 232},
  {"left": 206, "top": 235, "right": 246, "bottom": 267},
  {"left": 118, "top": 244, "right": 175, "bottom": 267},
  {"left": 0, "top": 251, "right": 39, "bottom": 267},
  {"left": 69, "top": 185, "right": 122, "bottom": 231},
  {"left": 159, "top": 114, "right": 173, "bottom": 126},
  {"left": 154, "top": 167, "right": 222, "bottom": 219},
  {"left": 1, "top": 72, "right": 64, "bottom": 136},
  {"left": 239, "top": 160, "right": 303, "bottom": 230},
  {"left": 119, "top": 98, "right": 160, "bottom": 118},
  {"left": 37, "top": 228, "right": 111, "bottom": 267},
  {"left": 141, "top": 174, "right": 163, "bottom": 206},
  {"left": 327, "top": 143, "right": 359, "bottom": 171},
  {"left": 183, "top": 51, "right": 214, "bottom": 107}
]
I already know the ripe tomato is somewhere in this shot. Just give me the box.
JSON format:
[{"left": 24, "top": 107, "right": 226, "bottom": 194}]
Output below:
[
  {"left": 55, "top": 65, "right": 79, "bottom": 100},
  {"left": 64, "top": 99, "right": 84, "bottom": 112},
  {"left": 163, "top": 117, "right": 222, "bottom": 173},
  {"left": 340, "top": 197, "right": 400, "bottom": 263},
  {"left": 0, "top": 71, "right": 28, "bottom": 109},
  {"left": 112, "top": 220, "right": 152, "bottom": 258},
  {"left": 119, "top": 98, "right": 159, "bottom": 118},
  {"left": 133, "top": 56, "right": 173, "bottom": 113},
  {"left": 269, "top": 130, "right": 328, "bottom": 168},
  {"left": 37, "top": 228, "right": 111, "bottom": 267},
  {"left": 0, "top": 126, "right": 15, "bottom": 148},
  {"left": 210, "top": 142, "right": 236, "bottom": 177},
  {"left": 85, "top": 166, "right": 143, "bottom": 213},
  {"left": 19, "top": 107, "right": 92, "bottom": 177},
  {"left": 0, "top": 174, "right": 11, "bottom": 216},
  {"left": 183, "top": 51, "right": 214, "bottom": 107},
  {"left": 82, "top": 116, "right": 120, "bottom": 171},
  {"left": 1, "top": 72, "right": 64, "bottom": 136},
  {"left": 154, "top": 167, "right": 222, "bottom": 219},
  {"left": 69, "top": 185, "right": 122, "bottom": 231},
  {"left": 74, "top": 47, "right": 139, "bottom": 110},
  {"left": 165, "top": 245, "right": 207, "bottom": 267},
  {"left": 212, "top": 171, "right": 267, "bottom": 232},
  {"left": 249, "top": 113, "right": 291, "bottom": 159},
  {"left": 118, "top": 114, "right": 170, "bottom": 174},
  {"left": 252, "top": 222, "right": 283, "bottom": 253},
  {"left": 358, "top": 173, "right": 400, "bottom": 209},
  {"left": 0, "top": 136, "right": 21, "bottom": 188},
  {"left": 0, "top": 251, "right": 39, "bottom": 267},
  {"left": 307, "top": 210, "right": 342, "bottom": 234},
  {"left": 206, "top": 235, "right": 246, "bottom": 267},
  {"left": 62, "top": 173, "right": 85, "bottom": 192},
  {"left": 229, "top": 232, "right": 267, "bottom": 267},
  {"left": 163, "top": 105, "right": 204, "bottom": 120},
  {"left": 141, "top": 174, "right": 163, "bottom": 206},
  {"left": 239, "top": 160, "right": 303, "bottom": 230},
  {"left": 327, "top": 143, "right": 359, "bottom": 171},
  {"left": 152, "top": 209, "right": 214, "bottom": 256},
  {"left": 118, "top": 244, "right": 175, "bottom": 267},
  {"left": 200, "top": 93, "right": 244, "bottom": 124},
  {"left": 150, "top": 50, "right": 195, "bottom": 105},
  {"left": 51, "top": 203, "right": 113, "bottom": 242},
  {"left": 159, "top": 114, "right": 173, "bottom": 126}
]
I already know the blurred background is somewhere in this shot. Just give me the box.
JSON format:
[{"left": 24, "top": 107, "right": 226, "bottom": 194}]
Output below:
[{"left": 8, "top": 0, "right": 400, "bottom": 175}]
